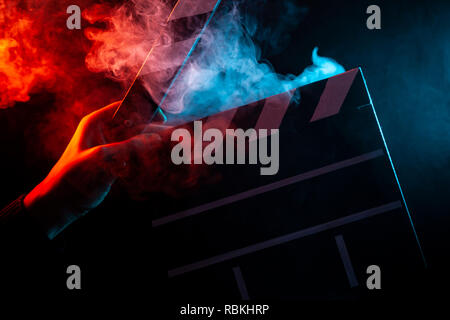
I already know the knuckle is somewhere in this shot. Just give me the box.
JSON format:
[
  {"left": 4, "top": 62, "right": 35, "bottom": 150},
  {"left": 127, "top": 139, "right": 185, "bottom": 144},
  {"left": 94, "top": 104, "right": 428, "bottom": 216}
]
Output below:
[
  {"left": 78, "top": 115, "right": 90, "bottom": 128},
  {"left": 92, "top": 146, "right": 108, "bottom": 160}
]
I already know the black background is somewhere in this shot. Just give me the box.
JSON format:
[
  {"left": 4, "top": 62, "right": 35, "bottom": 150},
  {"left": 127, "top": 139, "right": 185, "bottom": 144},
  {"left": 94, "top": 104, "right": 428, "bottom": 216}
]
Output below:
[{"left": 0, "top": 0, "right": 449, "bottom": 304}]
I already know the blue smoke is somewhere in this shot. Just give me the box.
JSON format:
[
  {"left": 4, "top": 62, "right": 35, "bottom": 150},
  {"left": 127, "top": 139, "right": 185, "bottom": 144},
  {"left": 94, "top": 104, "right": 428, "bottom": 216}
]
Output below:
[{"left": 163, "top": 2, "right": 345, "bottom": 116}]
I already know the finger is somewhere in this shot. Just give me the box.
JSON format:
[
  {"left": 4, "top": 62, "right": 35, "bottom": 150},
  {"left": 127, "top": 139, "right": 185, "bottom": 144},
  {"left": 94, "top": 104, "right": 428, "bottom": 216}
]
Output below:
[
  {"left": 141, "top": 123, "right": 173, "bottom": 134},
  {"left": 75, "top": 101, "right": 121, "bottom": 150},
  {"left": 91, "top": 133, "right": 163, "bottom": 178},
  {"left": 81, "top": 101, "right": 121, "bottom": 126}
]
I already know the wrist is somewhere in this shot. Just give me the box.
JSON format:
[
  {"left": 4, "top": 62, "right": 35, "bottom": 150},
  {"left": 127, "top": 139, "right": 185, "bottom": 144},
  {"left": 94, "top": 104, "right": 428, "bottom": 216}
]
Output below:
[{"left": 24, "top": 182, "right": 75, "bottom": 239}]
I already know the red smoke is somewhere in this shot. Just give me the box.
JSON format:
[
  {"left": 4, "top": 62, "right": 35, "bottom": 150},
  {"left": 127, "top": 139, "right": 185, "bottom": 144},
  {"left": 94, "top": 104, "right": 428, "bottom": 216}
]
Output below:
[
  {"left": 83, "top": 0, "right": 171, "bottom": 85},
  {"left": 0, "top": 0, "right": 123, "bottom": 160},
  {"left": 83, "top": 0, "right": 186, "bottom": 109},
  {"left": 0, "top": 0, "right": 57, "bottom": 108}
]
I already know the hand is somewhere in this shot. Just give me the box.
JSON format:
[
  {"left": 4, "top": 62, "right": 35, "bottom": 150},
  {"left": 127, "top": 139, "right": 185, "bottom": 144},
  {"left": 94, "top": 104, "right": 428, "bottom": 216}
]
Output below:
[{"left": 24, "top": 102, "right": 162, "bottom": 239}]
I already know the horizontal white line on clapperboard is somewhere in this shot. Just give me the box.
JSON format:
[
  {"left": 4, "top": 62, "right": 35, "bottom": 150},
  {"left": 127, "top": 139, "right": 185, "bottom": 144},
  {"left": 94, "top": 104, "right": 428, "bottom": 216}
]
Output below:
[
  {"left": 168, "top": 200, "right": 403, "bottom": 278},
  {"left": 153, "top": 149, "right": 385, "bottom": 227}
]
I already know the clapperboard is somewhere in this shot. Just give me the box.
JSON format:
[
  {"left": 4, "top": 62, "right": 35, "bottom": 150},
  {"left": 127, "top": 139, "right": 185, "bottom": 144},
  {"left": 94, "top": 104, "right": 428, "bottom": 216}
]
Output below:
[
  {"left": 148, "top": 68, "right": 427, "bottom": 300},
  {"left": 106, "top": 0, "right": 426, "bottom": 300}
]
